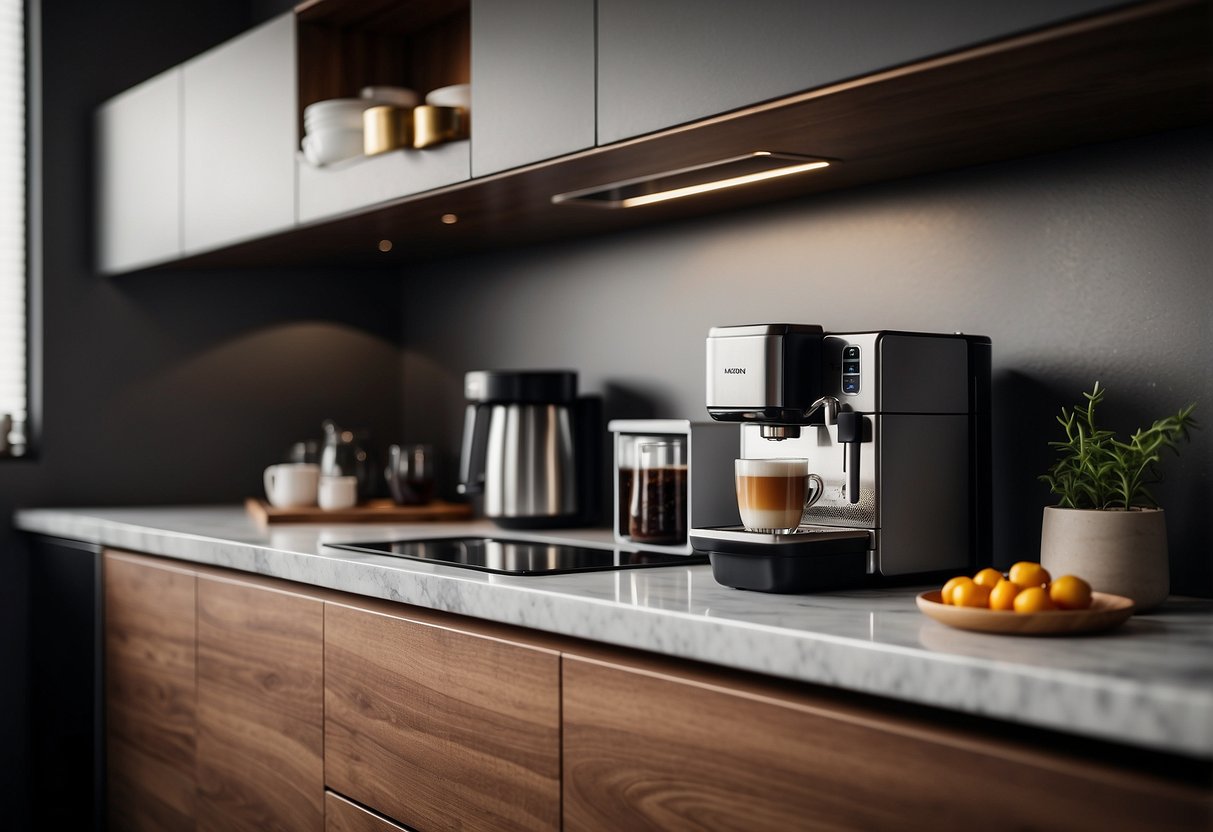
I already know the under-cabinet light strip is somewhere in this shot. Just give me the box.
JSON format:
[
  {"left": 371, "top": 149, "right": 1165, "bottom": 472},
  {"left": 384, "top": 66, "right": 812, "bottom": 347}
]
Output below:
[
  {"left": 617, "top": 160, "right": 830, "bottom": 207},
  {"left": 551, "top": 152, "right": 834, "bottom": 209}
]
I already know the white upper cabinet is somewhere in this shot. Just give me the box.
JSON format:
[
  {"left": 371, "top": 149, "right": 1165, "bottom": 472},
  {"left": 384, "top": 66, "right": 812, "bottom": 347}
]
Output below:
[
  {"left": 596, "top": 0, "right": 1126, "bottom": 145},
  {"left": 470, "top": 0, "right": 595, "bottom": 177},
  {"left": 96, "top": 68, "right": 182, "bottom": 274},
  {"left": 182, "top": 13, "right": 297, "bottom": 255}
]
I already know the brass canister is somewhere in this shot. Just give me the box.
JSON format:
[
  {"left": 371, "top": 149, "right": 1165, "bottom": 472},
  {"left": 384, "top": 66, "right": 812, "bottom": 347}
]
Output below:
[
  {"left": 412, "top": 105, "right": 470, "bottom": 149},
  {"left": 363, "top": 105, "right": 413, "bottom": 156}
]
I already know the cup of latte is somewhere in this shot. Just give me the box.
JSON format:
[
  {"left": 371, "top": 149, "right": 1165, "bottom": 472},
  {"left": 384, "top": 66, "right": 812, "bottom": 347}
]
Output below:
[{"left": 734, "top": 458, "right": 824, "bottom": 534}]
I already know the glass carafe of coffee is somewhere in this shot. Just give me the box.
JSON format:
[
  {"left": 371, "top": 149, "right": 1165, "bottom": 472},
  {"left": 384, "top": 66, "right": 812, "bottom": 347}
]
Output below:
[{"left": 629, "top": 440, "right": 688, "bottom": 545}]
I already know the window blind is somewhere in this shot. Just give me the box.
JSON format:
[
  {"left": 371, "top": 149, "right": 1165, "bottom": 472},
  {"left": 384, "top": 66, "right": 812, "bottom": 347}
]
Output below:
[{"left": 0, "top": 0, "right": 24, "bottom": 450}]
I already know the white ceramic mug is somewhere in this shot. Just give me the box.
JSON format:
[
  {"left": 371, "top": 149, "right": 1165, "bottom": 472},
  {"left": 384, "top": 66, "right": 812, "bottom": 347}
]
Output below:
[
  {"left": 734, "top": 458, "right": 825, "bottom": 534},
  {"left": 318, "top": 475, "right": 358, "bottom": 511},
  {"left": 263, "top": 463, "right": 320, "bottom": 508}
]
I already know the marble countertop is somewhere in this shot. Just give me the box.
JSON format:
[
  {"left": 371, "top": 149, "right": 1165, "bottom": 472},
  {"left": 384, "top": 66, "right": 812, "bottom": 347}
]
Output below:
[{"left": 14, "top": 505, "right": 1213, "bottom": 760}]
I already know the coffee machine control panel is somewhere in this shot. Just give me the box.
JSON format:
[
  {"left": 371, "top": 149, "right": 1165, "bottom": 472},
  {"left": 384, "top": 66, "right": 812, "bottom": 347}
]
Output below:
[{"left": 841, "top": 344, "right": 861, "bottom": 395}]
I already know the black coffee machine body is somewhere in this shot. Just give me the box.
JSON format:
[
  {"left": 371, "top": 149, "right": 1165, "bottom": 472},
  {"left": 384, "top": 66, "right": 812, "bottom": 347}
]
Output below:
[
  {"left": 457, "top": 370, "right": 601, "bottom": 529},
  {"left": 693, "top": 324, "right": 992, "bottom": 591}
]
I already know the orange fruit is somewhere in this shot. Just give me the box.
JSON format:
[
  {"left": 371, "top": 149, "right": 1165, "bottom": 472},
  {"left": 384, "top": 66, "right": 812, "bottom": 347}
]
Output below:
[
  {"left": 952, "top": 581, "right": 992, "bottom": 609},
  {"left": 1013, "top": 586, "right": 1056, "bottom": 613},
  {"left": 1050, "top": 575, "right": 1093, "bottom": 610},
  {"left": 1008, "top": 561, "right": 1052, "bottom": 591},
  {"left": 988, "top": 578, "right": 1020, "bottom": 611},
  {"left": 973, "top": 567, "right": 1003, "bottom": 589},
  {"left": 941, "top": 576, "right": 974, "bottom": 605}
]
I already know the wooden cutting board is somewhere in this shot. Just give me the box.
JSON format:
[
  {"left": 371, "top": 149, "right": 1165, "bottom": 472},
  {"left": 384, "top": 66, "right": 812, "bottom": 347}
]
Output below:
[{"left": 246, "top": 498, "right": 473, "bottom": 524}]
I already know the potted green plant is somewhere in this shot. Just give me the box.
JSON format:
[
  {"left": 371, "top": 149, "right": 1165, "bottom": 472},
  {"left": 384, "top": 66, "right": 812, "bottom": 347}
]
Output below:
[{"left": 1039, "top": 382, "right": 1198, "bottom": 611}]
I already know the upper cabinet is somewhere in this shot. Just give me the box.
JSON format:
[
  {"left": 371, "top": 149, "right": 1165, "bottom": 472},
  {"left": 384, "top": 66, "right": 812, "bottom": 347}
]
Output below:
[
  {"left": 470, "top": 0, "right": 595, "bottom": 176},
  {"left": 96, "top": 12, "right": 298, "bottom": 274},
  {"left": 94, "top": 0, "right": 1212, "bottom": 273},
  {"left": 182, "top": 13, "right": 297, "bottom": 255},
  {"left": 596, "top": 0, "right": 1128, "bottom": 144},
  {"left": 96, "top": 68, "right": 182, "bottom": 274}
]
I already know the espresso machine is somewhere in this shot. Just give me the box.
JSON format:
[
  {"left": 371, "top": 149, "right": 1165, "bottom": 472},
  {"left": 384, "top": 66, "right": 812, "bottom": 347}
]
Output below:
[{"left": 690, "top": 325, "right": 991, "bottom": 592}]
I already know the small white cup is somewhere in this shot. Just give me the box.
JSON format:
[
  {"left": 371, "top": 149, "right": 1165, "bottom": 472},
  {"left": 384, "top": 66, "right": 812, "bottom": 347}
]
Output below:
[
  {"left": 264, "top": 463, "right": 320, "bottom": 508},
  {"left": 318, "top": 475, "right": 358, "bottom": 511}
]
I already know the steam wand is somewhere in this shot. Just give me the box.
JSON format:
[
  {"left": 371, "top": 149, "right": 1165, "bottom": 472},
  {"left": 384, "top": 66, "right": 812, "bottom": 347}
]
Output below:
[{"left": 759, "top": 396, "right": 840, "bottom": 440}]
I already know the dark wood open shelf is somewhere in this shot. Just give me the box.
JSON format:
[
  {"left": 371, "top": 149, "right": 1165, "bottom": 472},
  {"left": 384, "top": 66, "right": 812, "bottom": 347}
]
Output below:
[
  {"left": 164, "top": 0, "right": 1211, "bottom": 272},
  {"left": 295, "top": 0, "right": 469, "bottom": 137}
]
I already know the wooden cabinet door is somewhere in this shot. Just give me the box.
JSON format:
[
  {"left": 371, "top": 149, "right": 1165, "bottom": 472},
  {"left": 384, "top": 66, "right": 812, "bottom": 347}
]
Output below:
[
  {"left": 324, "top": 602, "right": 562, "bottom": 832},
  {"left": 195, "top": 576, "right": 324, "bottom": 832},
  {"left": 563, "top": 654, "right": 1212, "bottom": 832},
  {"left": 182, "top": 12, "right": 296, "bottom": 254},
  {"left": 596, "top": 0, "right": 1124, "bottom": 144},
  {"left": 470, "top": 0, "right": 595, "bottom": 176},
  {"left": 95, "top": 68, "right": 182, "bottom": 274},
  {"left": 104, "top": 551, "right": 197, "bottom": 832}
]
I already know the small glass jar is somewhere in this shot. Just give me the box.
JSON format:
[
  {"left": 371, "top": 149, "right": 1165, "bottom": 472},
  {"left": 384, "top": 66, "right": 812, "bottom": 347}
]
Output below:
[{"left": 628, "top": 440, "right": 687, "bottom": 545}]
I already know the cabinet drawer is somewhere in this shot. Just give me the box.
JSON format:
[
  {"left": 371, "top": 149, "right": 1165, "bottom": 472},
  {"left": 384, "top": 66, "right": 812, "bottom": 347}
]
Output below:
[
  {"left": 563, "top": 655, "right": 1211, "bottom": 831},
  {"left": 324, "top": 602, "right": 561, "bottom": 832}
]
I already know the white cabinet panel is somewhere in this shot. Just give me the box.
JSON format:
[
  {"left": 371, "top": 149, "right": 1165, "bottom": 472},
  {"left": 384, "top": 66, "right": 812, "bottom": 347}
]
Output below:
[
  {"left": 182, "top": 13, "right": 296, "bottom": 254},
  {"left": 597, "top": 0, "right": 1126, "bottom": 144},
  {"left": 471, "top": 0, "right": 595, "bottom": 176},
  {"left": 298, "top": 141, "right": 470, "bottom": 225},
  {"left": 96, "top": 68, "right": 182, "bottom": 274}
]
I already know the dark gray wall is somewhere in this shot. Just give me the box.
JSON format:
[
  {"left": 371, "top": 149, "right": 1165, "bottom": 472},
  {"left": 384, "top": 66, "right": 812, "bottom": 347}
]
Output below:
[
  {"left": 3, "top": 2, "right": 1210, "bottom": 826},
  {"left": 401, "top": 126, "right": 1212, "bottom": 594},
  {"left": 0, "top": 1, "right": 402, "bottom": 826}
]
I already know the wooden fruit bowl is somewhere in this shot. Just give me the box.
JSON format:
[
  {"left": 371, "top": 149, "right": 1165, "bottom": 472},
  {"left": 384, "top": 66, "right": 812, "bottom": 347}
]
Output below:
[{"left": 916, "top": 590, "right": 1134, "bottom": 635}]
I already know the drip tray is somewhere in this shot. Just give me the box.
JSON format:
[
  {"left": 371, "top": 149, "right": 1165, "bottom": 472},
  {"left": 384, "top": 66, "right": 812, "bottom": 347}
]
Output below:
[
  {"left": 690, "top": 526, "right": 872, "bottom": 594},
  {"left": 324, "top": 537, "right": 707, "bottom": 576}
]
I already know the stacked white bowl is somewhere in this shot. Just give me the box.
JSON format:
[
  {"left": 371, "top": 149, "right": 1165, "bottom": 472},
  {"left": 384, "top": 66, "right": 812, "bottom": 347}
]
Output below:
[
  {"left": 425, "top": 83, "right": 470, "bottom": 110},
  {"left": 302, "top": 87, "right": 419, "bottom": 167}
]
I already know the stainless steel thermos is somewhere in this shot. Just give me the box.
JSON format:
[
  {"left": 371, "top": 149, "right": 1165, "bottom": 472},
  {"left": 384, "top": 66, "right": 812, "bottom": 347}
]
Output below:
[{"left": 458, "top": 370, "right": 601, "bottom": 528}]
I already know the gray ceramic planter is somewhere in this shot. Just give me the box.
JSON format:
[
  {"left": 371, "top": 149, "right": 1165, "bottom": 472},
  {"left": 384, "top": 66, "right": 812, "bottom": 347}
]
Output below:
[{"left": 1039, "top": 506, "right": 1168, "bottom": 612}]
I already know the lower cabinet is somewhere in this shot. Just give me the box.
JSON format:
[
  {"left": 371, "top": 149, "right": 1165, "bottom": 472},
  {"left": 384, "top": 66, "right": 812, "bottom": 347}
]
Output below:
[
  {"left": 195, "top": 575, "right": 324, "bottom": 831},
  {"left": 561, "top": 653, "right": 1211, "bottom": 832},
  {"left": 103, "top": 549, "right": 1210, "bottom": 832},
  {"left": 104, "top": 551, "right": 325, "bottom": 832},
  {"left": 324, "top": 599, "right": 562, "bottom": 832},
  {"left": 105, "top": 552, "right": 197, "bottom": 831}
]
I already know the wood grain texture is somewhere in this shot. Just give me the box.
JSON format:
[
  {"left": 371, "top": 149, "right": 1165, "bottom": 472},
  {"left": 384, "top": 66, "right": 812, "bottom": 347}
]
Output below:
[
  {"left": 104, "top": 551, "right": 197, "bottom": 832},
  {"left": 324, "top": 603, "right": 561, "bottom": 832},
  {"left": 164, "top": 0, "right": 1212, "bottom": 272},
  {"left": 325, "top": 791, "right": 410, "bottom": 832},
  {"left": 562, "top": 655, "right": 1213, "bottom": 832},
  {"left": 244, "top": 496, "right": 472, "bottom": 524},
  {"left": 195, "top": 576, "right": 325, "bottom": 832}
]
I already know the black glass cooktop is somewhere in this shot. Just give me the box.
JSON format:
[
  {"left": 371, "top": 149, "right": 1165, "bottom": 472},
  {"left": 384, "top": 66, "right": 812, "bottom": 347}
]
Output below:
[{"left": 324, "top": 537, "right": 707, "bottom": 576}]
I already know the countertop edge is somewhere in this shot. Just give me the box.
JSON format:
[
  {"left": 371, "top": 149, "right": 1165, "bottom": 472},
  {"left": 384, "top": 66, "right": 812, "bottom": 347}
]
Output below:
[{"left": 14, "top": 506, "right": 1213, "bottom": 761}]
